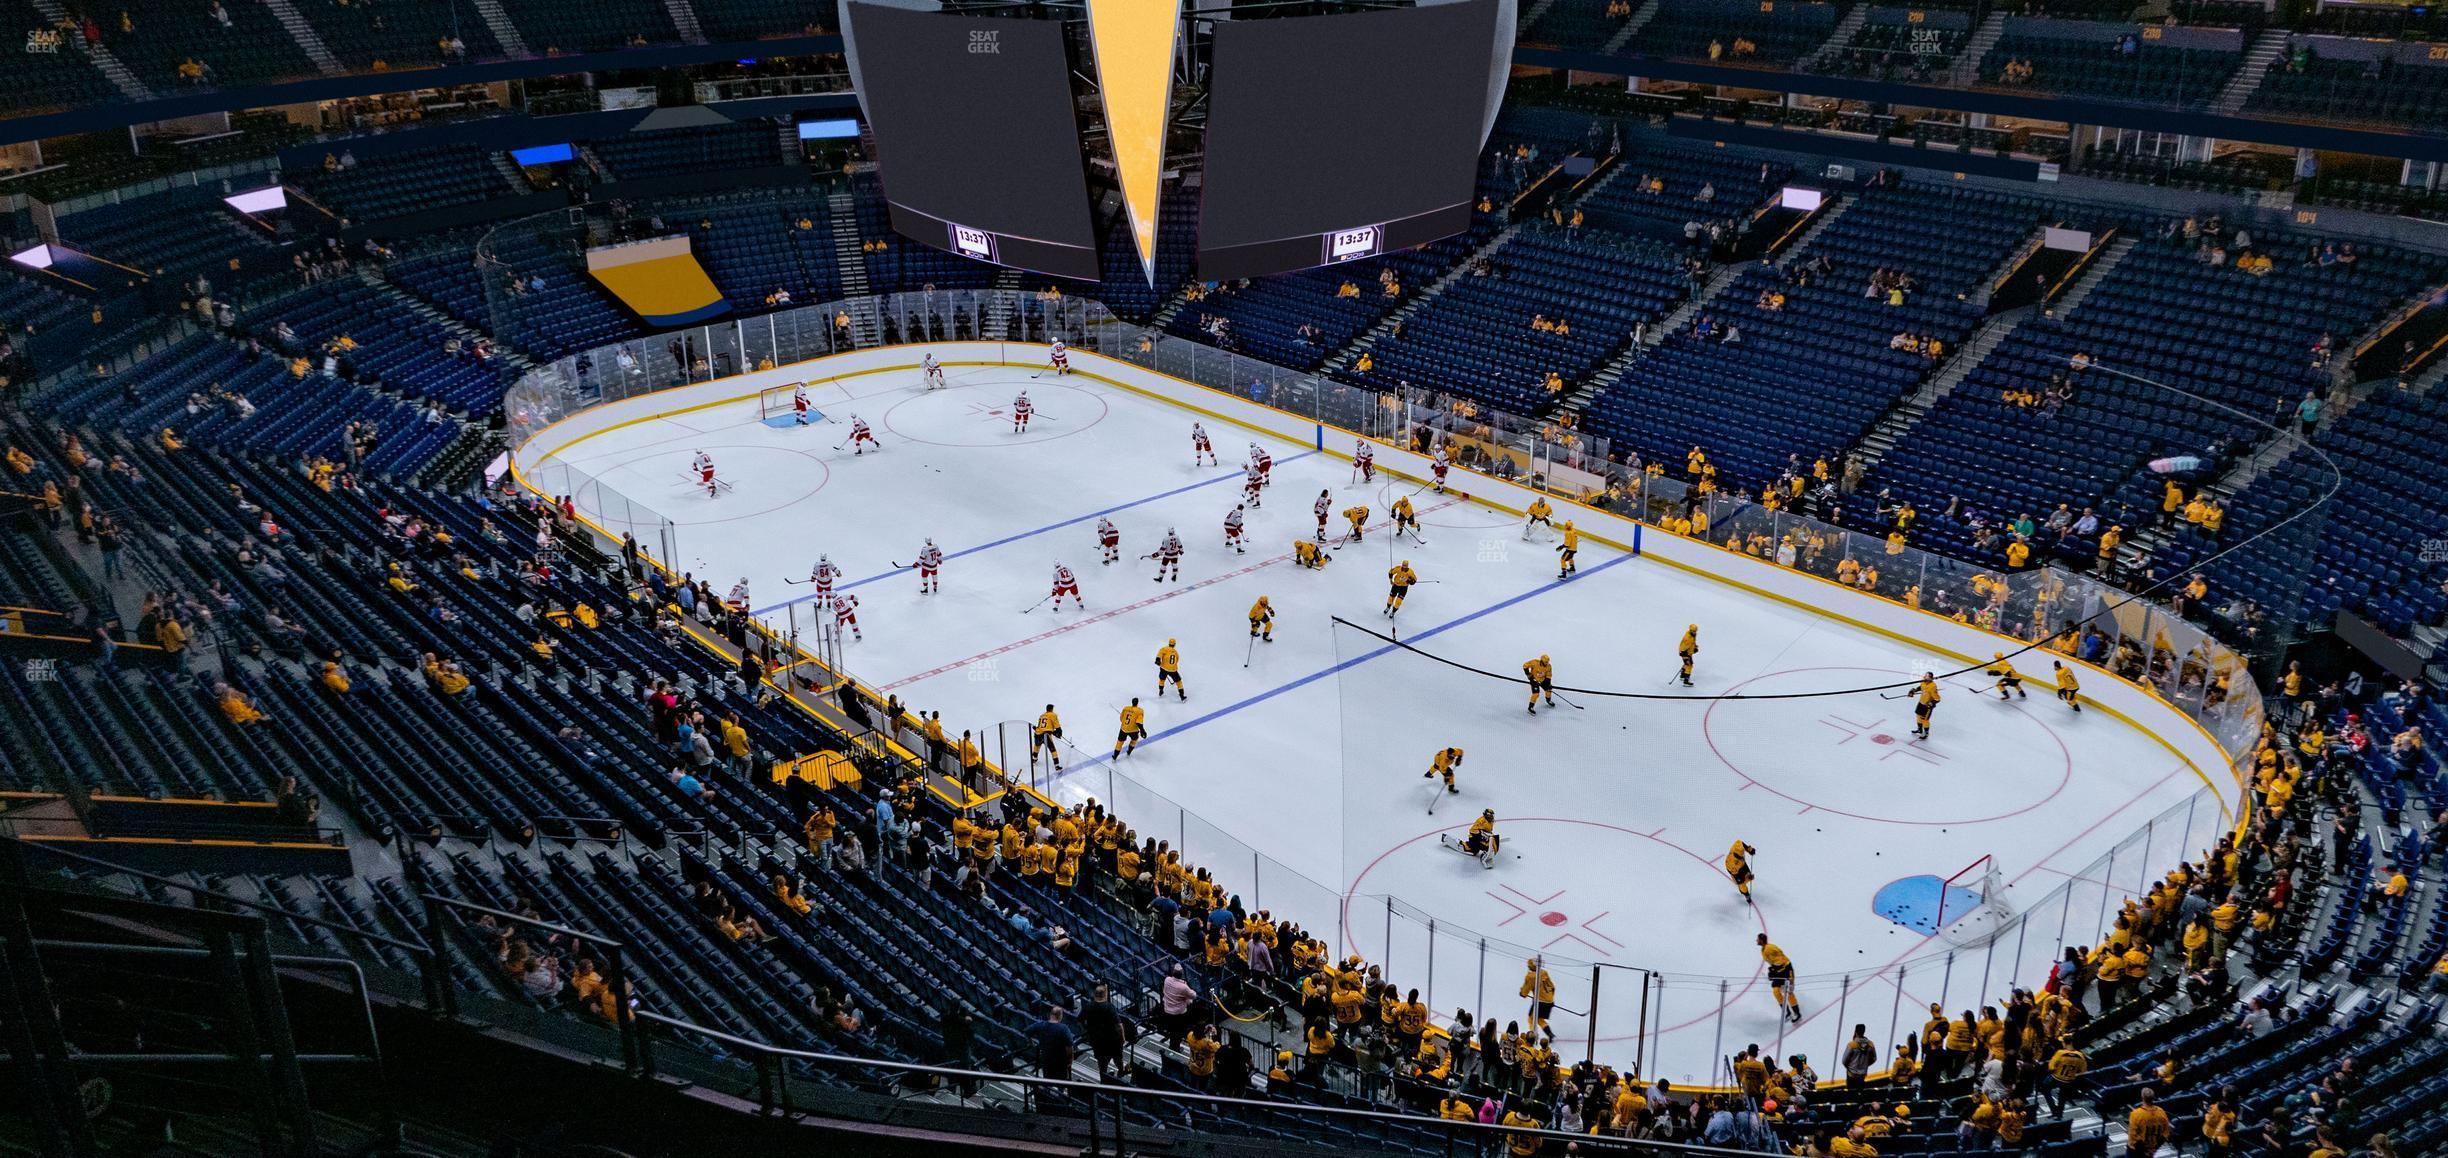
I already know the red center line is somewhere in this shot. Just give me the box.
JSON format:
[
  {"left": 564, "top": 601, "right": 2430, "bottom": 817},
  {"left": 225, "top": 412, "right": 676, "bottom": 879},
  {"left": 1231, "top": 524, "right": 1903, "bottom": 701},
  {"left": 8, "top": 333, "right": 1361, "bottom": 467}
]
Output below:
[{"left": 879, "top": 496, "right": 1467, "bottom": 691}]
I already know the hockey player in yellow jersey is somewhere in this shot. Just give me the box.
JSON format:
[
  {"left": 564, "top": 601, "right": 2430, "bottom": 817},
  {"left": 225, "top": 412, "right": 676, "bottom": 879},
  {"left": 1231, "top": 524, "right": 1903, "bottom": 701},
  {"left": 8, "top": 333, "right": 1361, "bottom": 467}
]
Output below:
[
  {"left": 1912, "top": 672, "right": 1941, "bottom": 739},
  {"left": 1294, "top": 538, "right": 1333, "bottom": 569},
  {"left": 1555, "top": 521, "right": 1581, "bottom": 578},
  {"left": 1247, "top": 595, "right": 1274, "bottom": 642},
  {"left": 1423, "top": 746, "right": 1464, "bottom": 793},
  {"left": 1156, "top": 639, "right": 1186, "bottom": 701},
  {"left": 1458, "top": 808, "right": 1499, "bottom": 862},
  {"left": 1523, "top": 496, "right": 1553, "bottom": 539},
  {"left": 1674, "top": 624, "right": 1699, "bottom": 686},
  {"left": 1725, "top": 840, "right": 1758, "bottom": 905},
  {"left": 1111, "top": 697, "right": 1147, "bottom": 758},
  {"left": 1759, "top": 933, "right": 1802, "bottom": 1023},
  {"left": 1342, "top": 505, "right": 1370, "bottom": 544},
  {"left": 1384, "top": 560, "right": 1417, "bottom": 618},
  {"left": 1523, "top": 654, "right": 1555, "bottom": 713},
  {"left": 1391, "top": 494, "right": 1421, "bottom": 542},
  {"left": 1032, "top": 704, "right": 1065, "bottom": 771},
  {"left": 2051, "top": 661, "right": 2082, "bottom": 711},
  {"left": 1519, "top": 958, "right": 1557, "bottom": 1029},
  {"left": 1987, "top": 651, "right": 2027, "bottom": 700}
]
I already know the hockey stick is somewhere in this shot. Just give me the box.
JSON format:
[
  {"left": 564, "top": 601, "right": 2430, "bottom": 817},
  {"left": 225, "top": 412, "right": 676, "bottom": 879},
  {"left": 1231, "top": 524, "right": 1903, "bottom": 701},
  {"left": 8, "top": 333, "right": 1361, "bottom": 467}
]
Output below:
[
  {"left": 1021, "top": 593, "right": 1054, "bottom": 614},
  {"left": 1243, "top": 632, "right": 1258, "bottom": 668},
  {"left": 783, "top": 576, "right": 809, "bottom": 585},
  {"left": 1551, "top": 689, "right": 1586, "bottom": 711}
]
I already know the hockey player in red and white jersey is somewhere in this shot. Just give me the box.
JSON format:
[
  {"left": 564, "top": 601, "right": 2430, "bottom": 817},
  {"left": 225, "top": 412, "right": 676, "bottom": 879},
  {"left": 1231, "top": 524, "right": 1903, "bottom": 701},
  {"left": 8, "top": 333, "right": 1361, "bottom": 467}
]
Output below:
[
  {"left": 1313, "top": 489, "right": 1332, "bottom": 537},
  {"left": 791, "top": 385, "right": 812, "bottom": 425},
  {"left": 1011, "top": 391, "right": 1035, "bottom": 433},
  {"left": 833, "top": 592, "right": 862, "bottom": 641},
  {"left": 1250, "top": 444, "right": 1273, "bottom": 487},
  {"left": 1430, "top": 447, "right": 1451, "bottom": 493},
  {"left": 921, "top": 352, "right": 945, "bottom": 389},
  {"left": 1151, "top": 528, "right": 1184, "bottom": 583},
  {"left": 1241, "top": 461, "right": 1264, "bottom": 508},
  {"left": 1191, "top": 422, "right": 1217, "bottom": 466},
  {"left": 1048, "top": 339, "right": 1070, "bottom": 376},
  {"left": 1049, "top": 562, "right": 1083, "bottom": 610},
  {"left": 1096, "top": 518, "right": 1121, "bottom": 565},
  {"left": 691, "top": 451, "right": 719, "bottom": 497},
  {"left": 913, "top": 539, "right": 943, "bottom": 594},
  {"left": 1354, "top": 441, "right": 1375, "bottom": 483},
  {"left": 806, "top": 555, "right": 841, "bottom": 607},
  {"left": 1223, "top": 504, "right": 1247, "bottom": 555},
  {"left": 847, "top": 414, "right": 880, "bottom": 455},
  {"left": 726, "top": 579, "right": 752, "bottom": 612}
]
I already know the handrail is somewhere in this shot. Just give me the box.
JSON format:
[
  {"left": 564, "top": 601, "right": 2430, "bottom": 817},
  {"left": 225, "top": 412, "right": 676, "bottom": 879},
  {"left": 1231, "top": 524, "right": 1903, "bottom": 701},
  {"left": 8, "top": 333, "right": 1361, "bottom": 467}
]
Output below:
[
  {"left": 632, "top": 1008, "right": 1777, "bottom": 1157},
  {"left": 3, "top": 834, "right": 427, "bottom": 956},
  {"left": 419, "top": 893, "right": 626, "bottom": 950}
]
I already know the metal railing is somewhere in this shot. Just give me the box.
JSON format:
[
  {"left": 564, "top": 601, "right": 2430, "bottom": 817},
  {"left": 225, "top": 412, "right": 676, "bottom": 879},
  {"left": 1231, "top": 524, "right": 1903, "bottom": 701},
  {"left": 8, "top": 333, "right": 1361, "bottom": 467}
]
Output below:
[{"left": 630, "top": 1008, "right": 1794, "bottom": 1158}]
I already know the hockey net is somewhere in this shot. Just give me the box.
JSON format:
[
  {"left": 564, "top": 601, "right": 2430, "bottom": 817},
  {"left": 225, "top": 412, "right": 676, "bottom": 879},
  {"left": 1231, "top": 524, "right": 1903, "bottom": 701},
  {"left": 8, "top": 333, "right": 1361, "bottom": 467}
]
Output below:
[
  {"left": 758, "top": 382, "right": 819, "bottom": 425},
  {"left": 1934, "top": 855, "right": 2017, "bottom": 948}
]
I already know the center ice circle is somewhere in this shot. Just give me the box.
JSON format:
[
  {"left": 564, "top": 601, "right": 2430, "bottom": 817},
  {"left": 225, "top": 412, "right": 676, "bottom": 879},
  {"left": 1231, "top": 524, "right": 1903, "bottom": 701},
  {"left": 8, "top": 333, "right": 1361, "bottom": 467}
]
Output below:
[
  {"left": 1702, "top": 667, "right": 2073, "bottom": 826},
  {"left": 883, "top": 379, "right": 1108, "bottom": 447},
  {"left": 1339, "top": 818, "right": 1766, "bottom": 1041}
]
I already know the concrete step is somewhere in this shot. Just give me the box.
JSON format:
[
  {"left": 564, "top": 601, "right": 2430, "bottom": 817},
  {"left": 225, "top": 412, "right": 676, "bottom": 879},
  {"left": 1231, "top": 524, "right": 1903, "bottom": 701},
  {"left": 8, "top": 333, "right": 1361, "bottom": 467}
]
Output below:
[
  {"left": 256, "top": 0, "right": 346, "bottom": 75},
  {"left": 30, "top": 0, "right": 153, "bottom": 100},
  {"left": 2214, "top": 28, "right": 2291, "bottom": 115},
  {"left": 2049, "top": 235, "right": 2136, "bottom": 317},
  {"left": 1845, "top": 306, "right": 2033, "bottom": 474},
  {"left": 1602, "top": 0, "right": 1659, "bottom": 53},
  {"left": 1944, "top": 12, "right": 2009, "bottom": 86},
  {"left": 1803, "top": 2, "right": 1873, "bottom": 71},
  {"left": 470, "top": 0, "right": 532, "bottom": 58},
  {"left": 1319, "top": 222, "right": 1523, "bottom": 377},
  {"left": 663, "top": 0, "right": 707, "bottom": 44}
]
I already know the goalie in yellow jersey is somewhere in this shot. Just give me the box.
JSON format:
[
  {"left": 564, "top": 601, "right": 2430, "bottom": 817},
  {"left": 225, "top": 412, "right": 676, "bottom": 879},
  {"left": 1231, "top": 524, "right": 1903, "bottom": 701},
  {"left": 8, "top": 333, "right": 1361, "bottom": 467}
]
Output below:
[
  {"left": 1523, "top": 495, "right": 1554, "bottom": 540},
  {"left": 1443, "top": 808, "right": 1501, "bottom": 868}
]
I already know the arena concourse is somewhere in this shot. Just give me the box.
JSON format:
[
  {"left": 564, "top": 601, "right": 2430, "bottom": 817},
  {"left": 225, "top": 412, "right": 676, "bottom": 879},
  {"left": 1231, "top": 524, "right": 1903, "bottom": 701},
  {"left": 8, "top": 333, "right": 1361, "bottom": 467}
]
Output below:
[{"left": 2, "top": 3, "right": 2446, "bottom": 1157}]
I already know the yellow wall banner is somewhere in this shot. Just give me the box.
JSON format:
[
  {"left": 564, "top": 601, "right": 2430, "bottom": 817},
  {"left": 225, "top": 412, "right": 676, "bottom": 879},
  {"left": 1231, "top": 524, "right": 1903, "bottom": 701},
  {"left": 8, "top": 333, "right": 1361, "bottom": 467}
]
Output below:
[
  {"left": 585, "top": 234, "right": 729, "bottom": 326},
  {"left": 1085, "top": 0, "right": 1182, "bottom": 282}
]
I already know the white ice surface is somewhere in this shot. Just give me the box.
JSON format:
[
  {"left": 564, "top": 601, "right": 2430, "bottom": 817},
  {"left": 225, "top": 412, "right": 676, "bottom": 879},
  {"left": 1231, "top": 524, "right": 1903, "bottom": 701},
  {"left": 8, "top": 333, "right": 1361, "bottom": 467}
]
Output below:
[{"left": 547, "top": 363, "right": 2214, "bottom": 1084}]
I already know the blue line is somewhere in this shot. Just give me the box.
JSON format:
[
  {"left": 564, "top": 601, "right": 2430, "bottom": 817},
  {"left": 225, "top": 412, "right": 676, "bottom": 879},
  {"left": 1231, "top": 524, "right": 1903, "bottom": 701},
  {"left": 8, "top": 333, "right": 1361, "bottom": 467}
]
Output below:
[
  {"left": 751, "top": 449, "right": 1322, "bottom": 615},
  {"left": 1053, "top": 552, "right": 1633, "bottom": 781}
]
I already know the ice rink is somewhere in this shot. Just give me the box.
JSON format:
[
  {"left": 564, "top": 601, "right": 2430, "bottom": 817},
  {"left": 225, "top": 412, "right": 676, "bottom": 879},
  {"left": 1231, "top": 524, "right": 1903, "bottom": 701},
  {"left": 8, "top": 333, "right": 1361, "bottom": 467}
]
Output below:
[{"left": 541, "top": 358, "right": 2217, "bottom": 1083}]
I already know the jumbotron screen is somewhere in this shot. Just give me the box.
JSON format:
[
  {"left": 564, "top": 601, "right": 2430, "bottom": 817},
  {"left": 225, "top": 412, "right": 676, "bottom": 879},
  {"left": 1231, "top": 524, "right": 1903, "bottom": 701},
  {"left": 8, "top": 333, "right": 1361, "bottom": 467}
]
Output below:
[
  {"left": 844, "top": 3, "right": 1100, "bottom": 280},
  {"left": 1196, "top": 0, "right": 1501, "bottom": 281}
]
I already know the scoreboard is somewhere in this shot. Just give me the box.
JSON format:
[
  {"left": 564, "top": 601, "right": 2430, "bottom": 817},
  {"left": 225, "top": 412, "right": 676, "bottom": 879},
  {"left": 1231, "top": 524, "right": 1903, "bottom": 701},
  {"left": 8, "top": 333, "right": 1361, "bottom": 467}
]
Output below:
[{"left": 844, "top": 0, "right": 1509, "bottom": 283}]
